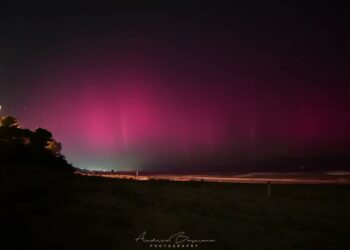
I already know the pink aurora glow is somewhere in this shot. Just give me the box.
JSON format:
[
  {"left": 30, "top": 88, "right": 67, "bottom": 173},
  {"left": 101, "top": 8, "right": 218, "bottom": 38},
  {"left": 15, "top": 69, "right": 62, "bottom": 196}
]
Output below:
[{"left": 15, "top": 55, "right": 350, "bottom": 170}]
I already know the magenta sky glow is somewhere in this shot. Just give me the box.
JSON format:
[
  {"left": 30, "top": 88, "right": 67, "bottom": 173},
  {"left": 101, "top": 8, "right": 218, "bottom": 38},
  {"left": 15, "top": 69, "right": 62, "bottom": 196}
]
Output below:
[
  {"left": 2, "top": 2, "right": 349, "bottom": 171},
  {"left": 9, "top": 53, "right": 348, "bottom": 171}
]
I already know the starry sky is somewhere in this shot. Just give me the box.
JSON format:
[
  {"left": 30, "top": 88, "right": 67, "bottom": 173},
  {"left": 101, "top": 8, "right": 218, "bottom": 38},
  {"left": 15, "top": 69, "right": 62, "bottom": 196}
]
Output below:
[{"left": 1, "top": 1, "right": 349, "bottom": 172}]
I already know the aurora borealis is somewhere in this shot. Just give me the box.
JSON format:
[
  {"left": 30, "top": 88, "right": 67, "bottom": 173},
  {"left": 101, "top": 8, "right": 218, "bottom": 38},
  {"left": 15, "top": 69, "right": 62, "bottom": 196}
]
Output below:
[{"left": 1, "top": 1, "right": 349, "bottom": 171}]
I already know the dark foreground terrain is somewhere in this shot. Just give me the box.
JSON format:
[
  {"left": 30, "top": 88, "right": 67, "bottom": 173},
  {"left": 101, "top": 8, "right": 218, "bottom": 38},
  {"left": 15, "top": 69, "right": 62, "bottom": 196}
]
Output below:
[{"left": 1, "top": 165, "right": 350, "bottom": 250}]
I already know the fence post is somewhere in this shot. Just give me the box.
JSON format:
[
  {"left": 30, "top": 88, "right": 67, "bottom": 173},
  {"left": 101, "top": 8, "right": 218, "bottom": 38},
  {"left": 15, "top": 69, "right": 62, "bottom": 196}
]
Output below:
[{"left": 267, "top": 181, "right": 271, "bottom": 212}]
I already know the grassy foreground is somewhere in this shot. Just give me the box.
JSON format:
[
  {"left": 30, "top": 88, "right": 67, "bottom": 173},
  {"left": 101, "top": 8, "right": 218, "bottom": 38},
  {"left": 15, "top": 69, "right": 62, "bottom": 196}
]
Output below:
[{"left": 1, "top": 166, "right": 350, "bottom": 250}]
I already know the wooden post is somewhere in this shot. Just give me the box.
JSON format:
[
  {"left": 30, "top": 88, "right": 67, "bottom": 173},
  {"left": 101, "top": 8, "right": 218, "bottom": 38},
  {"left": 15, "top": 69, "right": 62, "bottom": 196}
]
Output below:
[{"left": 267, "top": 181, "right": 271, "bottom": 212}]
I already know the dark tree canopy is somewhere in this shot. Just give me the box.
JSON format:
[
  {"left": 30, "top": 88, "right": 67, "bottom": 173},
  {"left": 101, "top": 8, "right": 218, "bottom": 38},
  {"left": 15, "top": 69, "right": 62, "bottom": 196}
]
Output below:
[
  {"left": 0, "top": 115, "right": 72, "bottom": 172},
  {"left": 32, "top": 128, "right": 53, "bottom": 148},
  {"left": 0, "top": 116, "right": 19, "bottom": 128}
]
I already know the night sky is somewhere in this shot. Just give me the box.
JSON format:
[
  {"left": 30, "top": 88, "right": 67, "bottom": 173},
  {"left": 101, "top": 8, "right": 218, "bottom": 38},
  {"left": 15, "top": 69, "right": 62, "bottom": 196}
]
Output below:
[{"left": 1, "top": 1, "right": 349, "bottom": 172}]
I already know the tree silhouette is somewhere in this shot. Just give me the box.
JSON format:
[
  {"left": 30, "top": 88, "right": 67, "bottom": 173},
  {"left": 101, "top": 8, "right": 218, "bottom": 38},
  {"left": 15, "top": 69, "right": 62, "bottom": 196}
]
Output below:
[
  {"left": 0, "top": 115, "right": 71, "bottom": 171},
  {"left": 0, "top": 116, "right": 19, "bottom": 128},
  {"left": 32, "top": 128, "right": 53, "bottom": 149},
  {"left": 45, "top": 139, "right": 62, "bottom": 156}
]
